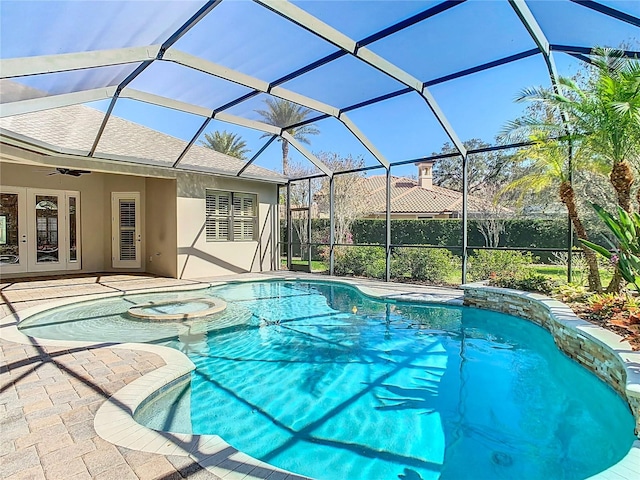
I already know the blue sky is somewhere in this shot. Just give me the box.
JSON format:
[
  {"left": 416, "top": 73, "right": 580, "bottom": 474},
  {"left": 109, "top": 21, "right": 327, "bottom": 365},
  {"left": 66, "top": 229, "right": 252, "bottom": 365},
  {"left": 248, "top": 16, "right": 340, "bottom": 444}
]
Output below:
[{"left": 2, "top": 0, "right": 639, "bottom": 178}]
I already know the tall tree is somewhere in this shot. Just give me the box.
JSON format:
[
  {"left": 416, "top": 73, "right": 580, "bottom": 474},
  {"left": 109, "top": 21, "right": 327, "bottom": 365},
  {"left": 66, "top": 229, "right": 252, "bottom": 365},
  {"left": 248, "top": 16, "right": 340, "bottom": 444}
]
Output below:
[
  {"left": 255, "top": 98, "right": 319, "bottom": 175},
  {"left": 315, "top": 153, "right": 371, "bottom": 244},
  {"left": 286, "top": 154, "right": 371, "bottom": 263},
  {"left": 200, "top": 130, "right": 249, "bottom": 160},
  {"left": 500, "top": 136, "right": 608, "bottom": 291},
  {"left": 506, "top": 48, "right": 640, "bottom": 213},
  {"left": 474, "top": 183, "right": 513, "bottom": 248},
  {"left": 432, "top": 138, "right": 517, "bottom": 194}
]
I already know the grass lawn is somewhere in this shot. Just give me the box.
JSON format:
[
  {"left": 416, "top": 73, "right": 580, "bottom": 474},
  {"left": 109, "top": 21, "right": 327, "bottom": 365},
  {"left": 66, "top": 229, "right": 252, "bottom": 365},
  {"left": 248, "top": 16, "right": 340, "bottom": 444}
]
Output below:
[
  {"left": 282, "top": 258, "right": 328, "bottom": 272},
  {"left": 529, "top": 264, "right": 614, "bottom": 286}
]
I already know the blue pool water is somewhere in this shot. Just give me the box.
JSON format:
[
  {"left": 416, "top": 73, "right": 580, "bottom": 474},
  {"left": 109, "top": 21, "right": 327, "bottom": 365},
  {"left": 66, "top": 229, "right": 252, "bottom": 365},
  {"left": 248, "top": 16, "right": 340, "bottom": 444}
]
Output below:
[{"left": 19, "top": 281, "right": 636, "bottom": 480}]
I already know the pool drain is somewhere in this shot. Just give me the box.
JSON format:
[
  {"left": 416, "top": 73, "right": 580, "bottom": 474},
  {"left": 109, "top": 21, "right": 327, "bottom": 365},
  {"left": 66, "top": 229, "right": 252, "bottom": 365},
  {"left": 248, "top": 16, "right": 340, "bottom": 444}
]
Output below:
[{"left": 491, "top": 451, "right": 513, "bottom": 467}]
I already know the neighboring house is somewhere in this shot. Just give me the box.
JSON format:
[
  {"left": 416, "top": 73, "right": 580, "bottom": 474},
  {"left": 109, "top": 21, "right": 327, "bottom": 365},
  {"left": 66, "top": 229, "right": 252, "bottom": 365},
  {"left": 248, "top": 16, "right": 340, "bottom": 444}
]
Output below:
[
  {"left": 0, "top": 94, "right": 286, "bottom": 280},
  {"left": 362, "top": 161, "right": 508, "bottom": 219}
]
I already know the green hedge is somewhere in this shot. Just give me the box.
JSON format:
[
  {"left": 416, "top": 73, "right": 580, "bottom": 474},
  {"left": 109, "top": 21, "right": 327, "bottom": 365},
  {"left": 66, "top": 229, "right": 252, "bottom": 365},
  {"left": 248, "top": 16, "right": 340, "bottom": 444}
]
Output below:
[
  {"left": 283, "top": 218, "right": 580, "bottom": 259},
  {"left": 347, "top": 218, "right": 572, "bottom": 248},
  {"left": 281, "top": 218, "right": 621, "bottom": 265}
]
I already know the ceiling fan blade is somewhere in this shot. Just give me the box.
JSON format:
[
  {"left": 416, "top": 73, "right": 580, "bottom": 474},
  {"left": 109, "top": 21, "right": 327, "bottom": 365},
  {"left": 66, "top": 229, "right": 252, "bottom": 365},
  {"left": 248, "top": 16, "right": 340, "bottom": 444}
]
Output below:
[{"left": 54, "top": 168, "right": 91, "bottom": 176}]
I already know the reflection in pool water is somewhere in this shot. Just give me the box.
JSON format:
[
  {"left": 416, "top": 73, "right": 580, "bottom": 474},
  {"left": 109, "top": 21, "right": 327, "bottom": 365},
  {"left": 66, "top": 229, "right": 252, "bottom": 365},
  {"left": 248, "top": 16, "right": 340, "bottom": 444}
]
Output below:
[{"left": 20, "top": 281, "right": 636, "bottom": 480}]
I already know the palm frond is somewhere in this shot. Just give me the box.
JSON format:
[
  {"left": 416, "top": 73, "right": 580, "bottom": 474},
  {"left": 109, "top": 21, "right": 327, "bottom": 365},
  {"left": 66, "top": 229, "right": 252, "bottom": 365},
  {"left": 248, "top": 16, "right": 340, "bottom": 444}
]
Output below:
[{"left": 200, "top": 130, "right": 250, "bottom": 160}]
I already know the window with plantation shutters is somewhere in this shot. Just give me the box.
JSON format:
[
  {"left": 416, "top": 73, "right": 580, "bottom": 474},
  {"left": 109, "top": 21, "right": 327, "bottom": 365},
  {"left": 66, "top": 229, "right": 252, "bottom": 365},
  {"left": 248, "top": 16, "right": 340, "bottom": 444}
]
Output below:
[
  {"left": 233, "top": 193, "right": 256, "bottom": 241},
  {"left": 206, "top": 191, "right": 230, "bottom": 241},
  {"left": 206, "top": 190, "right": 257, "bottom": 242}
]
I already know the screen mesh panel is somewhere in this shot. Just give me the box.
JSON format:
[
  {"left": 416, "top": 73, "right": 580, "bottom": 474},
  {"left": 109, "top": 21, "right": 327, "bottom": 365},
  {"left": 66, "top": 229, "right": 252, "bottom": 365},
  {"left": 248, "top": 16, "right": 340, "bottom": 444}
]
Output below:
[{"left": 0, "top": 0, "right": 636, "bottom": 181}]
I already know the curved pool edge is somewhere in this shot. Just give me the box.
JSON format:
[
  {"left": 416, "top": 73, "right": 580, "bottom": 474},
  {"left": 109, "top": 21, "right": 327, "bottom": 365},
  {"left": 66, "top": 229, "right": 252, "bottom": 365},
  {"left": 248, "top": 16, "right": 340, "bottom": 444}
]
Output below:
[
  {"left": 2, "top": 275, "right": 639, "bottom": 480},
  {"left": 461, "top": 282, "right": 640, "bottom": 480},
  {"left": 0, "top": 280, "right": 307, "bottom": 480},
  {"left": 208, "top": 272, "right": 466, "bottom": 306}
]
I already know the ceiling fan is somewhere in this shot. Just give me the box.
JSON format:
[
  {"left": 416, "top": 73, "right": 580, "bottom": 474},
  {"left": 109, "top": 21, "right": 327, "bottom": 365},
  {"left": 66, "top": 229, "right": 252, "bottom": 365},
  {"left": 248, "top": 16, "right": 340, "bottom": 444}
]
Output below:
[{"left": 48, "top": 168, "right": 91, "bottom": 177}]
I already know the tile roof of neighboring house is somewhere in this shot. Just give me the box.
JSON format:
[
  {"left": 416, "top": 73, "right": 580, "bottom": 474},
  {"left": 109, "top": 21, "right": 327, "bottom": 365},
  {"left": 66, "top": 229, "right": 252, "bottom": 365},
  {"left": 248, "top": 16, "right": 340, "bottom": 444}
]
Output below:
[
  {"left": 0, "top": 84, "right": 286, "bottom": 182},
  {"left": 364, "top": 175, "right": 503, "bottom": 215}
]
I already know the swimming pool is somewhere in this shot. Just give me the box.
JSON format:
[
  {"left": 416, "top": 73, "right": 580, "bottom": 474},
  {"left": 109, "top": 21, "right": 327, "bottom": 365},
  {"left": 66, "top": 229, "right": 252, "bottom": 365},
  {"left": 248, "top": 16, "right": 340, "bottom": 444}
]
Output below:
[{"left": 19, "top": 280, "right": 636, "bottom": 480}]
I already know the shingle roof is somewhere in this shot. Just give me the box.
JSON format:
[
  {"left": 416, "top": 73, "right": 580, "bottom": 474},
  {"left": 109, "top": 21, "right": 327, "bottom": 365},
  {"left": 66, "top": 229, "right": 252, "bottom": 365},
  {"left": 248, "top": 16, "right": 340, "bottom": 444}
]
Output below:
[
  {"left": 0, "top": 89, "right": 286, "bottom": 182},
  {"left": 364, "top": 175, "right": 503, "bottom": 215}
]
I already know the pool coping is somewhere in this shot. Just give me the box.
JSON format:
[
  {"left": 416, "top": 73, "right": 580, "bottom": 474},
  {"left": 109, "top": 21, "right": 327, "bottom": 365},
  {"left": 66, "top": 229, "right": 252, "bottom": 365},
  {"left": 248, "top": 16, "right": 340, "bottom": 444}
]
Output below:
[{"left": 1, "top": 274, "right": 638, "bottom": 479}]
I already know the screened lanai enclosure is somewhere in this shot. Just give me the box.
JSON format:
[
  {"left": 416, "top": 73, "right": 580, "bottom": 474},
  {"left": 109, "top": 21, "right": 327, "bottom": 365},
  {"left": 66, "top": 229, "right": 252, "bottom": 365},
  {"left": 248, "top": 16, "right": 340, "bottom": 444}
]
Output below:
[{"left": 0, "top": 0, "right": 638, "bottom": 282}]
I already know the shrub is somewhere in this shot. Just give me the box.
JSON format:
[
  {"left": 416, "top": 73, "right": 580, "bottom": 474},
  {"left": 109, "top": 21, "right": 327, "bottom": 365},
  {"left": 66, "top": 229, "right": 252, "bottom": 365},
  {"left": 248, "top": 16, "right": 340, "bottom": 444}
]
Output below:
[
  {"left": 581, "top": 204, "right": 640, "bottom": 291},
  {"left": 553, "top": 283, "right": 591, "bottom": 303},
  {"left": 490, "top": 273, "right": 557, "bottom": 295},
  {"left": 391, "top": 248, "right": 460, "bottom": 284},
  {"left": 467, "top": 250, "right": 535, "bottom": 281},
  {"left": 332, "top": 246, "right": 386, "bottom": 279}
]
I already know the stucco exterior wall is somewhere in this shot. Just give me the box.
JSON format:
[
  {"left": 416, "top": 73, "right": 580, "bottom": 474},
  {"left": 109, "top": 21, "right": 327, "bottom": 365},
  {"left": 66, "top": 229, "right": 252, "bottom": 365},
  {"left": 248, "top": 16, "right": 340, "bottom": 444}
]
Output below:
[
  {"left": 145, "top": 178, "right": 177, "bottom": 278},
  {"left": 1, "top": 152, "right": 281, "bottom": 279},
  {"left": 176, "top": 172, "right": 279, "bottom": 279}
]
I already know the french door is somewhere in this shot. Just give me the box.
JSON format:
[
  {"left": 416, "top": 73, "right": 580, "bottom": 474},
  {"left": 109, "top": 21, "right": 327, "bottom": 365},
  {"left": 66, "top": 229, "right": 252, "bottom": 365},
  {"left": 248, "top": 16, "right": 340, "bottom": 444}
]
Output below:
[{"left": 0, "top": 187, "right": 81, "bottom": 274}]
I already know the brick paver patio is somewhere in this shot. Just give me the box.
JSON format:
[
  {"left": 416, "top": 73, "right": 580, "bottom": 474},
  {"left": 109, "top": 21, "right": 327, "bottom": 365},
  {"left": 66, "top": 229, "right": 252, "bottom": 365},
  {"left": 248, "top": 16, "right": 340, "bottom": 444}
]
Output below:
[{"left": 1, "top": 274, "right": 220, "bottom": 480}]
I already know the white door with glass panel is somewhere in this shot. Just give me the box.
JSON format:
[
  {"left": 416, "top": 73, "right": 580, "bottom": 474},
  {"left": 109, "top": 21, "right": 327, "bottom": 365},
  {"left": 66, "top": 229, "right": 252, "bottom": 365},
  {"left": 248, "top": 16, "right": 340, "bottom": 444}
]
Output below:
[
  {"left": 0, "top": 187, "right": 81, "bottom": 274},
  {"left": 111, "top": 192, "right": 141, "bottom": 268}
]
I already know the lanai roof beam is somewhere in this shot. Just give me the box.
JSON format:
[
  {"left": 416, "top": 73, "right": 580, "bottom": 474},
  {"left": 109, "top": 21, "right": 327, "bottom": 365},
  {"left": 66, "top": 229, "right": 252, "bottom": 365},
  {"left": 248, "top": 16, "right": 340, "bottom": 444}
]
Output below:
[
  {"left": 570, "top": 0, "right": 640, "bottom": 28},
  {"left": 88, "top": 0, "right": 223, "bottom": 156},
  {"left": 0, "top": 87, "right": 117, "bottom": 118},
  {"left": 0, "top": 46, "right": 160, "bottom": 79},
  {"left": 253, "top": 0, "right": 467, "bottom": 157},
  {"left": 508, "top": 0, "right": 559, "bottom": 82},
  {"left": 130, "top": 94, "right": 331, "bottom": 176},
  {"left": 162, "top": 50, "right": 389, "bottom": 168}
]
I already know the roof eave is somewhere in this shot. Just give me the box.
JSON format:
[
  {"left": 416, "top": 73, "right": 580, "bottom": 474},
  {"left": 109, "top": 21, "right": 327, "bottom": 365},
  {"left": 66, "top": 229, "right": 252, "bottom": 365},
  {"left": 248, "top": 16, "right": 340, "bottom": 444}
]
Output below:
[{"left": 0, "top": 131, "right": 288, "bottom": 184}]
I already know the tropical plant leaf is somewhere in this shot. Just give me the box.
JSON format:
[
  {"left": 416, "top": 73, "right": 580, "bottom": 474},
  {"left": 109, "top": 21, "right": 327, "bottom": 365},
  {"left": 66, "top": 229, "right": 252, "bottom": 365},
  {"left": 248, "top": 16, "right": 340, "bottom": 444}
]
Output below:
[{"left": 580, "top": 239, "right": 613, "bottom": 259}]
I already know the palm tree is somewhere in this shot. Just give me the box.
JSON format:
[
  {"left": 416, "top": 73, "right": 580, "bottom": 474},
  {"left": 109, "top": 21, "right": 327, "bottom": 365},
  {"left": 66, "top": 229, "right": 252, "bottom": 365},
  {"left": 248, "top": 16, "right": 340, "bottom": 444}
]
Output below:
[
  {"left": 506, "top": 48, "right": 640, "bottom": 292},
  {"left": 255, "top": 98, "right": 320, "bottom": 175},
  {"left": 500, "top": 137, "right": 607, "bottom": 292},
  {"left": 507, "top": 48, "right": 640, "bottom": 213},
  {"left": 200, "top": 130, "right": 249, "bottom": 160}
]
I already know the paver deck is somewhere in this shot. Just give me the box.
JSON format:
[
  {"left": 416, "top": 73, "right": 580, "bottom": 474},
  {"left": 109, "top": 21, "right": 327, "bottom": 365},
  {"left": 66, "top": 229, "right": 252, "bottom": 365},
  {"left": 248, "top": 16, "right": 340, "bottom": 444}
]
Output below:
[{"left": 1, "top": 274, "right": 220, "bottom": 480}]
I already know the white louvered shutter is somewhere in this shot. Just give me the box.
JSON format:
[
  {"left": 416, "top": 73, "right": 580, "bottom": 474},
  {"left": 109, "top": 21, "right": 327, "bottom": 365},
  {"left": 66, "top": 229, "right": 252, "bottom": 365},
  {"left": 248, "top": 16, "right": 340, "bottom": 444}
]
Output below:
[
  {"left": 206, "top": 191, "right": 230, "bottom": 241},
  {"left": 119, "top": 200, "right": 136, "bottom": 261},
  {"left": 232, "top": 194, "right": 256, "bottom": 241},
  {"left": 111, "top": 193, "right": 140, "bottom": 268}
]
